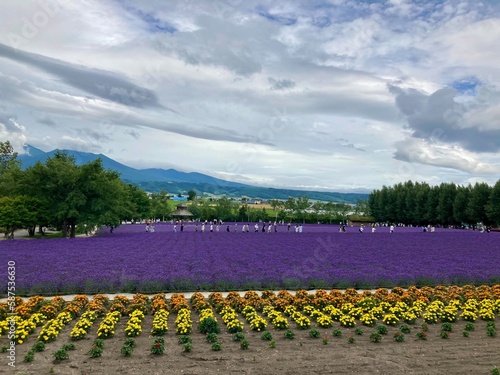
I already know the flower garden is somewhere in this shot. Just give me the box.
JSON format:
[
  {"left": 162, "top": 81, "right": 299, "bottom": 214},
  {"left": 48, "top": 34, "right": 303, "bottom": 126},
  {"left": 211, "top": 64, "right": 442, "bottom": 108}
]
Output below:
[
  {"left": 1, "top": 224, "right": 500, "bottom": 373},
  {"left": 2, "top": 223, "right": 500, "bottom": 295},
  {"left": 1, "top": 286, "right": 499, "bottom": 373}
]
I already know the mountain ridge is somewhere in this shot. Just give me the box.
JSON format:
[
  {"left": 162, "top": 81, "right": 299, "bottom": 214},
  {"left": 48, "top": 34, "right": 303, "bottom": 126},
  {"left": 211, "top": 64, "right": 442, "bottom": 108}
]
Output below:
[{"left": 18, "top": 145, "right": 368, "bottom": 203}]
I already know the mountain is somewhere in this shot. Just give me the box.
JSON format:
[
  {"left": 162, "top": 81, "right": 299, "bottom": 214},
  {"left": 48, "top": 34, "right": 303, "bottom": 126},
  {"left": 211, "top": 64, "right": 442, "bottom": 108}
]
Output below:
[
  {"left": 18, "top": 145, "right": 368, "bottom": 203},
  {"left": 19, "top": 145, "right": 246, "bottom": 188}
]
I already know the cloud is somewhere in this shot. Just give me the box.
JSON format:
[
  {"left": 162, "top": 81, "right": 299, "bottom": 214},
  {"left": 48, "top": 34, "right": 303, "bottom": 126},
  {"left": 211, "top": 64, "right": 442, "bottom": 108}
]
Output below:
[
  {"left": 394, "top": 137, "right": 500, "bottom": 174},
  {"left": 268, "top": 77, "right": 296, "bottom": 90},
  {"left": 0, "top": 43, "right": 164, "bottom": 109},
  {"left": 390, "top": 84, "right": 500, "bottom": 153}
]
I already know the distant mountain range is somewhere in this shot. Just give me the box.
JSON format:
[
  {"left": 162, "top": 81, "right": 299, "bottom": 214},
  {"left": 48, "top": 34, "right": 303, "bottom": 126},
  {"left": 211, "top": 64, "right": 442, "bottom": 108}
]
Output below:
[{"left": 18, "top": 145, "right": 368, "bottom": 203}]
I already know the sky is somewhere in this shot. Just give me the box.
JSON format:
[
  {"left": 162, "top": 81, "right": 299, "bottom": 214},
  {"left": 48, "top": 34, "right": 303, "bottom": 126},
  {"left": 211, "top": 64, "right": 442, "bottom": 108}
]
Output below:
[{"left": 1, "top": 0, "right": 500, "bottom": 193}]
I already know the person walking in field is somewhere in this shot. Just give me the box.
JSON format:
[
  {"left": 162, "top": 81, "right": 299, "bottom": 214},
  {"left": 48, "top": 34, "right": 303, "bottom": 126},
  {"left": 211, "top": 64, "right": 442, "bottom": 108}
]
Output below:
[
  {"left": 201, "top": 223, "right": 205, "bottom": 233},
  {"left": 254, "top": 223, "right": 259, "bottom": 232},
  {"left": 390, "top": 225, "right": 394, "bottom": 233}
]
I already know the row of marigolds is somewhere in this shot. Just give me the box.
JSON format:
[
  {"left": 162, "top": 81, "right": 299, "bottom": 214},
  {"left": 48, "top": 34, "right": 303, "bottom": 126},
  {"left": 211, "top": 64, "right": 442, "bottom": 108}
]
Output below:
[{"left": 0, "top": 290, "right": 499, "bottom": 348}]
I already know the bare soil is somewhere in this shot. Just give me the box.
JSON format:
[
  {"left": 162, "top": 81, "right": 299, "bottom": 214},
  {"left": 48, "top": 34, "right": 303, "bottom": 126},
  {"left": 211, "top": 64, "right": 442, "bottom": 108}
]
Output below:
[{"left": 3, "top": 312, "right": 499, "bottom": 375}]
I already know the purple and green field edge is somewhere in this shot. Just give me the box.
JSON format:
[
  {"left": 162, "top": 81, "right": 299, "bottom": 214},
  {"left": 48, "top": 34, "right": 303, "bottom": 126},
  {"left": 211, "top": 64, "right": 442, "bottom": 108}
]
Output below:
[{"left": 1, "top": 223, "right": 500, "bottom": 296}]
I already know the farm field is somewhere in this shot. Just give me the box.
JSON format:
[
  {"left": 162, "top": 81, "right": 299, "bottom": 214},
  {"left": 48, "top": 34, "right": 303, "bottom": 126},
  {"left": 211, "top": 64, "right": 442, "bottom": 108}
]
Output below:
[
  {"left": 1, "top": 288, "right": 499, "bottom": 374},
  {"left": 1, "top": 223, "right": 499, "bottom": 296},
  {"left": 2, "top": 224, "right": 500, "bottom": 373}
]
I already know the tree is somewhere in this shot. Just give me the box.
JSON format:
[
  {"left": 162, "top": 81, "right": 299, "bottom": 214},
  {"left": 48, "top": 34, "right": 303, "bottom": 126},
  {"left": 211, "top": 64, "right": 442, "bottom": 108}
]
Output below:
[
  {"left": 486, "top": 180, "right": 500, "bottom": 226},
  {"left": 284, "top": 197, "right": 296, "bottom": 222},
  {"left": 467, "top": 182, "right": 492, "bottom": 225},
  {"left": 125, "top": 184, "right": 151, "bottom": 221},
  {"left": 295, "top": 196, "right": 310, "bottom": 223},
  {"left": 311, "top": 201, "right": 324, "bottom": 223},
  {"left": 453, "top": 185, "right": 471, "bottom": 226},
  {"left": 268, "top": 199, "right": 283, "bottom": 221},
  {"left": 0, "top": 196, "right": 37, "bottom": 238},
  {"left": 187, "top": 189, "right": 197, "bottom": 201},
  {"left": 150, "top": 190, "right": 172, "bottom": 221},
  {"left": 0, "top": 140, "right": 22, "bottom": 197}
]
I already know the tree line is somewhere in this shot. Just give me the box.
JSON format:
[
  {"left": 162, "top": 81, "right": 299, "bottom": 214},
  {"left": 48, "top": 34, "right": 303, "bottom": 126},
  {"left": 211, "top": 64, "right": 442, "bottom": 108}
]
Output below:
[
  {"left": 0, "top": 141, "right": 169, "bottom": 238},
  {"left": 368, "top": 180, "right": 500, "bottom": 227},
  {"left": 0, "top": 141, "right": 356, "bottom": 238}
]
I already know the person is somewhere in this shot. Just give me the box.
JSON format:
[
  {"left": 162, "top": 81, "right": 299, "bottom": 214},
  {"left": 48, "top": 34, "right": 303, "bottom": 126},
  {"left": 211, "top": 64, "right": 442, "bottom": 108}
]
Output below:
[
  {"left": 267, "top": 224, "right": 272, "bottom": 233},
  {"left": 298, "top": 224, "right": 303, "bottom": 233},
  {"left": 180, "top": 223, "right": 184, "bottom": 232},
  {"left": 195, "top": 224, "right": 198, "bottom": 232},
  {"left": 390, "top": 225, "right": 394, "bottom": 233},
  {"left": 150, "top": 224, "right": 155, "bottom": 233},
  {"left": 254, "top": 223, "right": 259, "bottom": 232},
  {"left": 210, "top": 224, "right": 213, "bottom": 232},
  {"left": 201, "top": 223, "right": 205, "bottom": 233},
  {"left": 262, "top": 223, "right": 266, "bottom": 232},
  {"left": 359, "top": 225, "right": 364, "bottom": 233},
  {"left": 274, "top": 222, "right": 277, "bottom": 232},
  {"left": 216, "top": 225, "right": 220, "bottom": 232},
  {"left": 287, "top": 222, "right": 291, "bottom": 232},
  {"left": 145, "top": 223, "right": 150, "bottom": 232},
  {"left": 431, "top": 226, "right": 435, "bottom": 232},
  {"left": 295, "top": 224, "right": 299, "bottom": 233},
  {"left": 234, "top": 223, "right": 238, "bottom": 232},
  {"left": 173, "top": 224, "right": 177, "bottom": 233},
  {"left": 371, "top": 227, "right": 376, "bottom": 233},
  {"left": 226, "top": 225, "right": 230, "bottom": 232}
]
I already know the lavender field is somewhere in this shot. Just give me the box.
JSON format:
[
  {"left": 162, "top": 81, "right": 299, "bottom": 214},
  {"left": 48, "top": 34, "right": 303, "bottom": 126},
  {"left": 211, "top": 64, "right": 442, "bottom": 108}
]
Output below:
[{"left": 2, "top": 223, "right": 499, "bottom": 295}]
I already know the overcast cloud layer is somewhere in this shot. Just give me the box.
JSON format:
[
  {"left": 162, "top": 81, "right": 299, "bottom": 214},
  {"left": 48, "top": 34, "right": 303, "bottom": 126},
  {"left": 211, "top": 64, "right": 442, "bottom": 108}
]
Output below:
[{"left": 1, "top": 0, "right": 500, "bottom": 192}]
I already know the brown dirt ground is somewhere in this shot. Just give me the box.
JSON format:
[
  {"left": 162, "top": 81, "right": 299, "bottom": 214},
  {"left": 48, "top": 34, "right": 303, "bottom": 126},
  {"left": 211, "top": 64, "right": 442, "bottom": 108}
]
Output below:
[{"left": 2, "top": 312, "right": 499, "bottom": 375}]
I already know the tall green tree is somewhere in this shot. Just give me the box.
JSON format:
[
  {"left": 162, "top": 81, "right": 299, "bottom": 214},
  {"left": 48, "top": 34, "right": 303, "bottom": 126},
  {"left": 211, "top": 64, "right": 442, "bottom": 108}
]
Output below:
[
  {"left": 486, "top": 180, "right": 500, "bottom": 226},
  {"left": 0, "top": 196, "right": 37, "bottom": 238},
  {"left": 150, "top": 190, "right": 172, "bottom": 221},
  {"left": 0, "top": 140, "right": 22, "bottom": 197},
  {"left": 467, "top": 182, "right": 492, "bottom": 225},
  {"left": 268, "top": 199, "right": 283, "bottom": 221},
  {"left": 295, "top": 196, "right": 310, "bottom": 223}
]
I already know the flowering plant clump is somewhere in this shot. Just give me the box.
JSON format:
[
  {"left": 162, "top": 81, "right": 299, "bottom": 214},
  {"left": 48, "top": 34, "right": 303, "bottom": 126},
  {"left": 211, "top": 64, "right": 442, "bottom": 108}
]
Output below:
[
  {"left": 382, "top": 314, "right": 399, "bottom": 326},
  {"left": 151, "top": 309, "right": 169, "bottom": 335},
  {"left": 340, "top": 314, "right": 356, "bottom": 328},
  {"left": 262, "top": 306, "right": 289, "bottom": 330},
  {"left": 37, "top": 311, "right": 73, "bottom": 344},
  {"left": 88, "top": 339, "right": 104, "bottom": 358},
  {"left": 171, "top": 294, "right": 190, "bottom": 312},
  {"left": 440, "top": 306, "right": 458, "bottom": 323},
  {"left": 416, "top": 330, "right": 427, "bottom": 340},
  {"left": 124, "top": 310, "right": 145, "bottom": 337},
  {"left": 401, "top": 310, "right": 418, "bottom": 324},
  {"left": 70, "top": 310, "right": 98, "bottom": 341},
  {"left": 360, "top": 313, "right": 377, "bottom": 327},
  {"left": 151, "top": 294, "right": 169, "bottom": 314},
  {"left": 290, "top": 311, "right": 311, "bottom": 330},
  {"left": 175, "top": 308, "right": 193, "bottom": 335},
  {"left": 242, "top": 306, "right": 267, "bottom": 331},
  {"left": 151, "top": 337, "right": 165, "bottom": 355},
  {"left": 323, "top": 305, "right": 343, "bottom": 321},
  {"left": 220, "top": 306, "right": 244, "bottom": 333},
  {"left": 96, "top": 311, "right": 121, "bottom": 339},
  {"left": 369, "top": 332, "right": 382, "bottom": 343}
]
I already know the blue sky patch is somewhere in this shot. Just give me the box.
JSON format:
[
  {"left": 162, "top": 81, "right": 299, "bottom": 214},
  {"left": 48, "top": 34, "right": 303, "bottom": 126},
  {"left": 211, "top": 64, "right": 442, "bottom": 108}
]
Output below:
[{"left": 450, "top": 77, "right": 482, "bottom": 95}]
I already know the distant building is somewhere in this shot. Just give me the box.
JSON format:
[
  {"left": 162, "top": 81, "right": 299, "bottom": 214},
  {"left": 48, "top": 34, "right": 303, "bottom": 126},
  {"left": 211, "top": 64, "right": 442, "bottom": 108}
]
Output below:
[{"left": 171, "top": 204, "right": 193, "bottom": 218}]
